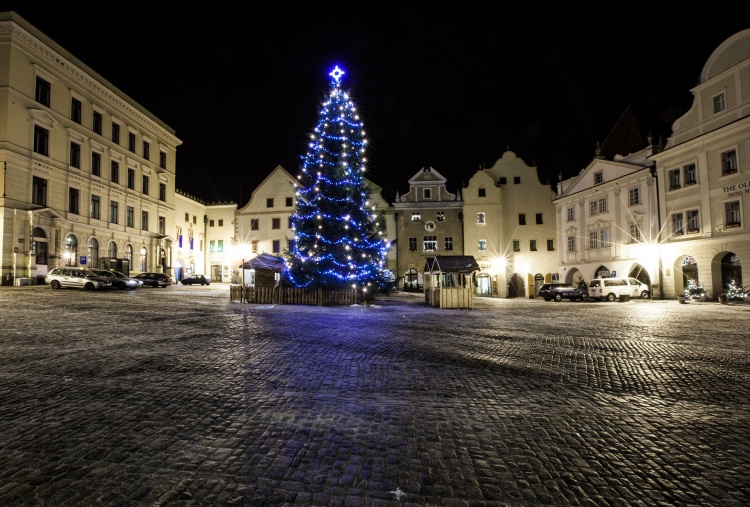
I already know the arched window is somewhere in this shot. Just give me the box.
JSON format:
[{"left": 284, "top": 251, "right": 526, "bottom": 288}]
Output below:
[
  {"left": 32, "top": 227, "right": 49, "bottom": 265},
  {"left": 88, "top": 238, "right": 99, "bottom": 268},
  {"left": 125, "top": 244, "right": 133, "bottom": 266},
  {"left": 108, "top": 241, "right": 117, "bottom": 259},
  {"left": 65, "top": 234, "right": 78, "bottom": 266},
  {"left": 139, "top": 246, "right": 147, "bottom": 271}
]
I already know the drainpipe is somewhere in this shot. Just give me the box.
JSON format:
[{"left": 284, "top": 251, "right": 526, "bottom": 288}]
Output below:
[{"left": 651, "top": 164, "right": 664, "bottom": 300}]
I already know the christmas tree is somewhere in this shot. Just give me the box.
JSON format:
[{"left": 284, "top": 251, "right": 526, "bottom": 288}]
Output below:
[{"left": 285, "top": 66, "right": 391, "bottom": 299}]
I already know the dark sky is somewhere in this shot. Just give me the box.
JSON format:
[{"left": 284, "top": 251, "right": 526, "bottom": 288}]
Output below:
[{"left": 5, "top": 3, "right": 750, "bottom": 205}]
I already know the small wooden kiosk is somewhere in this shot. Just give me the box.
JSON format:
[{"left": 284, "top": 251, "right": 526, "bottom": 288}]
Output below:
[{"left": 424, "top": 255, "right": 480, "bottom": 309}]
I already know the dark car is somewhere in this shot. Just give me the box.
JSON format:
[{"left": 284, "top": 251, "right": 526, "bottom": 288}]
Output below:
[
  {"left": 181, "top": 274, "right": 210, "bottom": 286},
  {"left": 133, "top": 272, "right": 172, "bottom": 288},
  {"left": 539, "top": 283, "right": 589, "bottom": 302}
]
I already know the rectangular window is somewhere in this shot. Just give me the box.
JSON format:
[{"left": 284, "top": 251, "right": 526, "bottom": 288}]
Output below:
[
  {"left": 423, "top": 236, "right": 437, "bottom": 251},
  {"left": 478, "top": 188, "right": 486, "bottom": 197},
  {"left": 91, "top": 152, "right": 101, "bottom": 177},
  {"left": 112, "top": 123, "right": 120, "bottom": 144},
  {"left": 35, "top": 77, "right": 51, "bottom": 106},
  {"left": 411, "top": 212, "right": 421, "bottom": 222},
  {"left": 600, "top": 229, "right": 610, "bottom": 247},
  {"left": 436, "top": 211, "right": 445, "bottom": 221},
  {"left": 31, "top": 176, "right": 47, "bottom": 206},
  {"left": 217, "top": 240, "right": 223, "bottom": 253},
  {"left": 127, "top": 206, "right": 134, "bottom": 228},
  {"left": 546, "top": 239, "right": 554, "bottom": 251},
  {"left": 530, "top": 239, "right": 537, "bottom": 251},
  {"left": 159, "top": 216, "right": 166, "bottom": 235},
  {"left": 684, "top": 163, "right": 697, "bottom": 185},
  {"left": 159, "top": 183, "right": 166, "bottom": 201},
  {"left": 478, "top": 239, "right": 486, "bottom": 251},
  {"left": 266, "top": 198, "right": 274, "bottom": 208},
  {"left": 672, "top": 212, "right": 684, "bottom": 236},
  {"left": 110, "top": 161, "right": 119, "bottom": 183},
  {"left": 288, "top": 216, "right": 293, "bottom": 228},
  {"left": 687, "top": 209, "right": 700, "bottom": 233},
  {"left": 589, "top": 231, "right": 598, "bottom": 249},
  {"left": 184, "top": 213, "right": 189, "bottom": 222},
  {"left": 669, "top": 168, "right": 681, "bottom": 189},
  {"left": 286, "top": 197, "right": 293, "bottom": 207},
  {"left": 598, "top": 198, "right": 608, "bottom": 214},
  {"left": 589, "top": 200, "right": 597, "bottom": 216},
  {"left": 408, "top": 237, "right": 417, "bottom": 251},
  {"left": 251, "top": 240, "right": 259, "bottom": 253},
  {"left": 629, "top": 187, "right": 640, "bottom": 206},
  {"left": 567, "top": 236, "right": 576, "bottom": 252},
  {"left": 159, "top": 151, "right": 167, "bottom": 169},
  {"left": 512, "top": 240, "right": 520, "bottom": 252},
  {"left": 535, "top": 213, "right": 543, "bottom": 225},
  {"left": 272, "top": 218, "right": 280, "bottom": 229},
  {"left": 110, "top": 200, "right": 118, "bottom": 224},
  {"left": 726, "top": 201, "right": 741, "bottom": 227},
  {"left": 142, "top": 175, "right": 149, "bottom": 195},
  {"left": 513, "top": 176, "right": 520, "bottom": 184},
  {"left": 251, "top": 219, "right": 259, "bottom": 230},
  {"left": 71, "top": 98, "right": 82, "bottom": 124},
  {"left": 629, "top": 222, "right": 642, "bottom": 242},
  {"left": 477, "top": 212, "right": 486, "bottom": 225},
  {"left": 209, "top": 240, "right": 216, "bottom": 253},
  {"left": 722, "top": 149, "right": 738, "bottom": 176},
  {"left": 90, "top": 195, "right": 100, "bottom": 220},
  {"left": 33, "top": 125, "right": 50, "bottom": 156},
  {"left": 499, "top": 177, "right": 507, "bottom": 185},
  {"left": 93, "top": 111, "right": 102, "bottom": 135},
  {"left": 518, "top": 213, "right": 526, "bottom": 225},
  {"left": 128, "top": 132, "right": 136, "bottom": 152},
  {"left": 127, "top": 168, "right": 135, "bottom": 190},
  {"left": 218, "top": 219, "right": 223, "bottom": 227},
  {"left": 141, "top": 211, "right": 149, "bottom": 230},
  {"left": 143, "top": 141, "right": 150, "bottom": 161},
  {"left": 209, "top": 219, "right": 215, "bottom": 227},
  {"left": 444, "top": 237, "right": 453, "bottom": 251},
  {"left": 272, "top": 240, "right": 280, "bottom": 253},
  {"left": 70, "top": 142, "right": 81, "bottom": 168},
  {"left": 594, "top": 171, "right": 603, "bottom": 184},
  {"left": 713, "top": 93, "right": 726, "bottom": 113},
  {"left": 68, "top": 187, "right": 79, "bottom": 214},
  {"left": 423, "top": 188, "right": 432, "bottom": 199},
  {"left": 566, "top": 207, "right": 574, "bottom": 221}
]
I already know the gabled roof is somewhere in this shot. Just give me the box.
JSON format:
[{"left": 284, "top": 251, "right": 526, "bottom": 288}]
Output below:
[
  {"left": 242, "top": 253, "right": 285, "bottom": 271},
  {"left": 424, "top": 255, "right": 480, "bottom": 274}
]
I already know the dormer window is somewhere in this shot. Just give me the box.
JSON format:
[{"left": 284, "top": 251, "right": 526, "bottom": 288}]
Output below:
[
  {"left": 713, "top": 92, "right": 726, "bottom": 114},
  {"left": 594, "top": 171, "right": 603, "bottom": 184}
]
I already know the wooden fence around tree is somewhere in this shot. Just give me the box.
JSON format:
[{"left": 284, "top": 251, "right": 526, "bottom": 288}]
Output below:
[{"left": 229, "top": 285, "right": 357, "bottom": 306}]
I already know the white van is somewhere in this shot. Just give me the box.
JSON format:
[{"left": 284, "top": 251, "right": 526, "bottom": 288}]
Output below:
[{"left": 588, "top": 277, "right": 650, "bottom": 301}]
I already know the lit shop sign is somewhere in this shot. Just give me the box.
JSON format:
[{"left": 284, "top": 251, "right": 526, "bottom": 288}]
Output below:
[{"left": 723, "top": 180, "right": 750, "bottom": 197}]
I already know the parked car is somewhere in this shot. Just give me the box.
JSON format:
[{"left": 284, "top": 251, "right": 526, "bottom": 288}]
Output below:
[
  {"left": 539, "top": 283, "right": 589, "bottom": 302},
  {"left": 46, "top": 267, "right": 112, "bottom": 290},
  {"left": 133, "top": 272, "right": 172, "bottom": 288},
  {"left": 181, "top": 274, "right": 210, "bottom": 286},
  {"left": 588, "top": 277, "right": 649, "bottom": 301},
  {"left": 87, "top": 269, "right": 141, "bottom": 290}
]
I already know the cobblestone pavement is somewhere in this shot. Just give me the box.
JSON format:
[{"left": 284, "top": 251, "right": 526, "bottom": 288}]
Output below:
[{"left": 0, "top": 284, "right": 748, "bottom": 506}]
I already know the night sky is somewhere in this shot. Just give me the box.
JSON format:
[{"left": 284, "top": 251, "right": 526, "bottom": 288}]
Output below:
[{"left": 4, "top": 2, "right": 750, "bottom": 205}]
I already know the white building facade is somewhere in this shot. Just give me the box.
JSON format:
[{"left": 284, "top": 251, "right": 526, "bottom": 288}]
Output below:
[
  {"left": 464, "top": 150, "right": 559, "bottom": 297},
  {"left": 0, "top": 12, "right": 181, "bottom": 284},
  {"left": 650, "top": 28, "right": 750, "bottom": 299}
]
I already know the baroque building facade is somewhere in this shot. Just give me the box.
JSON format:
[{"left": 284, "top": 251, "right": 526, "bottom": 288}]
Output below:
[
  {"left": 650, "top": 28, "right": 750, "bottom": 299},
  {"left": 0, "top": 12, "right": 181, "bottom": 284}
]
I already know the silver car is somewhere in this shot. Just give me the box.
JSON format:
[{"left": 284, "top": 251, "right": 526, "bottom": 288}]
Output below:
[{"left": 46, "top": 267, "right": 112, "bottom": 290}]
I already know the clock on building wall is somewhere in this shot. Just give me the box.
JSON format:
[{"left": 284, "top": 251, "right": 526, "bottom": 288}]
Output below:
[{"left": 425, "top": 221, "right": 436, "bottom": 231}]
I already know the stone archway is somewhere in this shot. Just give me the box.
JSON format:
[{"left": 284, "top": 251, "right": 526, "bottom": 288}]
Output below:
[{"left": 508, "top": 273, "right": 525, "bottom": 298}]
